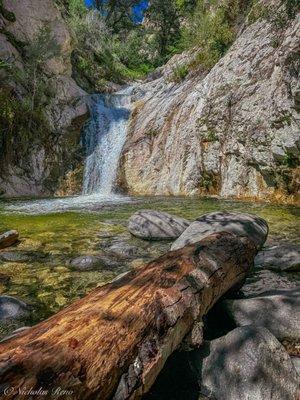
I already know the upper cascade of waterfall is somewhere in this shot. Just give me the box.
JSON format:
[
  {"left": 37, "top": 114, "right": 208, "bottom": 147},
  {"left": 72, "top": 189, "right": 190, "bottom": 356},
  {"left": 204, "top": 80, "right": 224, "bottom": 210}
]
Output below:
[{"left": 82, "top": 86, "right": 134, "bottom": 196}]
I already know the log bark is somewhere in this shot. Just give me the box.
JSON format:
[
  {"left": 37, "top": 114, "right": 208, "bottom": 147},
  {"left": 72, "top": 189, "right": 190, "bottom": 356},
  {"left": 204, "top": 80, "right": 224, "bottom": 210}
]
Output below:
[{"left": 0, "top": 232, "right": 257, "bottom": 400}]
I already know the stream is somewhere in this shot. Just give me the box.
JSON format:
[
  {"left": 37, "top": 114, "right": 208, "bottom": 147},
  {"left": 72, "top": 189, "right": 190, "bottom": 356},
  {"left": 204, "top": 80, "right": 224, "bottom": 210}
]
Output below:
[{"left": 0, "top": 195, "right": 299, "bottom": 340}]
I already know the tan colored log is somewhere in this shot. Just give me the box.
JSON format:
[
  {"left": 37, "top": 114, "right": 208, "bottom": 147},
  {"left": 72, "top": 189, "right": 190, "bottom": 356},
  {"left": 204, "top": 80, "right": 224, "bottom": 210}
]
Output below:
[{"left": 0, "top": 232, "right": 257, "bottom": 400}]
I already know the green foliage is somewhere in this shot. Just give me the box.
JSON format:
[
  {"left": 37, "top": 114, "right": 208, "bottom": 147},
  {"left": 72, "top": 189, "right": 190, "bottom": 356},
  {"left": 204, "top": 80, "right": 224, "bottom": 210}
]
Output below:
[
  {"left": 202, "top": 129, "right": 219, "bottom": 142},
  {"left": 247, "top": 1, "right": 269, "bottom": 24},
  {"left": 145, "top": 0, "right": 181, "bottom": 60},
  {"left": 91, "top": 0, "right": 141, "bottom": 33},
  {"left": 67, "top": 4, "right": 158, "bottom": 88},
  {"left": 0, "top": 59, "right": 10, "bottom": 70},
  {"left": 199, "top": 171, "right": 219, "bottom": 192},
  {"left": 182, "top": 0, "right": 238, "bottom": 70},
  {"left": 285, "top": 0, "right": 300, "bottom": 18},
  {"left": 169, "top": 64, "right": 189, "bottom": 82},
  {"left": 271, "top": 113, "right": 293, "bottom": 128},
  {"left": 0, "top": 27, "right": 61, "bottom": 169},
  {"left": 281, "top": 152, "right": 300, "bottom": 168},
  {"left": 247, "top": 0, "right": 299, "bottom": 28},
  {"left": 68, "top": 0, "right": 87, "bottom": 16},
  {"left": 0, "top": 0, "right": 16, "bottom": 22}
]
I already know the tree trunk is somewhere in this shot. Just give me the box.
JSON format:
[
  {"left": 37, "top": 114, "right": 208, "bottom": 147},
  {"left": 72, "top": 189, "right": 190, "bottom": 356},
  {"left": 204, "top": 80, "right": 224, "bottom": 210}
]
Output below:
[{"left": 0, "top": 232, "right": 257, "bottom": 400}]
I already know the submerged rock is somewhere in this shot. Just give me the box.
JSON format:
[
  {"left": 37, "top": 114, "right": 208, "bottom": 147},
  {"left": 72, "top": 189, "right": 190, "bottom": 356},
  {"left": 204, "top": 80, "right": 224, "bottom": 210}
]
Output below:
[
  {"left": 0, "top": 230, "right": 19, "bottom": 249},
  {"left": 0, "top": 274, "right": 10, "bottom": 285},
  {"left": 223, "top": 288, "right": 300, "bottom": 341},
  {"left": 0, "top": 251, "right": 31, "bottom": 263},
  {"left": 171, "top": 211, "right": 268, "bottom": 250},
  {"left": 255, "top": 244, "right": 300, "bottom": 272},
  {"left": 0, "top": 295, "right": 31, "bottom": 320},
  {"left": 128, "top": 210, "right": 189, "bottom": 240},
  {"left": 191, "top": 326, "right": 299, "bottom": 400},
  {"left": 69, "top": 255, "right": 120, "bottom": 271},
  {"left": 106, "top": 242, "right": 142, "bottom": 259}
]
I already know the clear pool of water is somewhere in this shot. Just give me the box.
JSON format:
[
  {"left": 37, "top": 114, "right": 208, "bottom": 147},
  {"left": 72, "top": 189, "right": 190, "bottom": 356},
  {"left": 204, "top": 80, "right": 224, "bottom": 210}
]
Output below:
[{"left": 0, "top": 195, "right": 299, "bottom": 337}]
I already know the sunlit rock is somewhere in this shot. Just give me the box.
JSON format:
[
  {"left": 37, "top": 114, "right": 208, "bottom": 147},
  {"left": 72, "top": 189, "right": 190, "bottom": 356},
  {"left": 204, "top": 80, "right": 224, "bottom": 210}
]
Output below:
[
  {"left": 171, "top": 211, "right": 268, "bottom": 250},
  {"left": 128, "top": 209, "right": 189, "bottom": 240}
]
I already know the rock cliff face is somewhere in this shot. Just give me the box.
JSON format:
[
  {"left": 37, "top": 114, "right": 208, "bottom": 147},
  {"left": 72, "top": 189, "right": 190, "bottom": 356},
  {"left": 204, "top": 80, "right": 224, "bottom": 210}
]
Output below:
[
  {"left": 0, "top": 0, "right": 88, "bottom": 197},
  {"left": 119, "top": 13, "right": 300, "bottom": 203}
]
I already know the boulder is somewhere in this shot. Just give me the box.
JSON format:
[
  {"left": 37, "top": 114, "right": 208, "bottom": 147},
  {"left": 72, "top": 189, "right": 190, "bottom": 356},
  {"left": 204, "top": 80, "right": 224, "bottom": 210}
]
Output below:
[
  {"left": 0, "top": 230, "right": 19, "bottom": 249},
  {"left": 106, "top": 242, "right": 142, "bottom": 259},
  {"left": 69, "top": 255, "right": 120, "bottom": 271},
  {"left": 171, "top": 211, "right": 268, "bottom": 250},
  {"left": 128, "top": 210, "right": 189, "bottom": 240},
  {"left": 0, "top": 251, "right": 31, "bottom": 263},
  {"left": 0, "top": 295, "right": 31, "bottom": 320},
  {"left": 240, "top": 269, "right": 298, "bottom": 298},
  {"left": 191, "top": 326, "right": 299, "bottom": 400},
  {"left": 255, "top": 244, "right": 300, "bottom": 272},
  {"left": 223, "top": 288, "right": 300, "bottom": 341},
  {"left": 291, "top": 357, "right": 300, "bottom": 377}
]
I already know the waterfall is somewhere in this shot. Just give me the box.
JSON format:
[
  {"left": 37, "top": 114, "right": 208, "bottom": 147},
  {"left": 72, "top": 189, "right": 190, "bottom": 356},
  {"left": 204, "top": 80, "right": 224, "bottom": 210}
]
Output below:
[{"left": 82, "top": 86, "right": 133, "bottom": 196}]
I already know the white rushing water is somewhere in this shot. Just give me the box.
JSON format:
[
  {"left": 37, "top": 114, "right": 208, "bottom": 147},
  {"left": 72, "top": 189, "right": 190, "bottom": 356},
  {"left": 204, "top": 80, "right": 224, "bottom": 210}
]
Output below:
[
  {"left": 4, "top": 87, "right": 134, "bottom": 215},
  {"left": 82, "top": 86, "right": 133, "bottom": 195},
  {"left": 4, "top": 193, "right": 131, "bottom": 214}
]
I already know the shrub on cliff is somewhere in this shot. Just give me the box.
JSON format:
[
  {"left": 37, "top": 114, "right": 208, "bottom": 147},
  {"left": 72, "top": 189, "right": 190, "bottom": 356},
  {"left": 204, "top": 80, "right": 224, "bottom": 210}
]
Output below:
[{"left": 0, "top": 27, "right": 60, "bottom": 171}]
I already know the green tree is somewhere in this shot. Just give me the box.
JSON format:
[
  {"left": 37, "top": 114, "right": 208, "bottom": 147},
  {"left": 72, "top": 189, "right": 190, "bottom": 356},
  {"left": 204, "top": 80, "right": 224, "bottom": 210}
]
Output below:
[
  {"left": 146, "top": 0, "right": 181, "bottom": 59},
  {"left": 92, "top": 0, "right": 141, "bottom": 32}
]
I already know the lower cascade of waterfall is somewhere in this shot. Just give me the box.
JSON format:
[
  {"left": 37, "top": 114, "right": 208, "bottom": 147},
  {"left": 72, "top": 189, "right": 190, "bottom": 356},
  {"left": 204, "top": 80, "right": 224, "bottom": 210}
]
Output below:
[
  {"left": 82, "top": 86, "right": 133, "bottom": 196},
  {"left": 4, "top": 87, "right": 134, "bottom": 214}
]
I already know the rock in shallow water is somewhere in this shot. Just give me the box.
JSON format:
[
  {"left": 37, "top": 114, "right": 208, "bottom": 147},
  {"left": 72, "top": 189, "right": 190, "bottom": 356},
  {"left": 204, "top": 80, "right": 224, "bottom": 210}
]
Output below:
[
  {"left": 106, "top": 242, "right": 141, "bottom": 259},
  {"left": 171, "top": 211, "right": 268, "bottom": 250},
  {"left": 69, "top": 255, "right": 120, "bottom": 271},
  {"left": 0, "top": 295, "right": 31, "bottom": 320},
  {"left": 255, "top": 244, "right": 300, "bottom": 272},
  {"left": 0, "top": 251, "right": 31, "bottom": 263},
  {"left": 223, "top": 288, "right": 300, "bottom": 341},
  {"left": 191, "top": 326, "right": 299, "bottom": 400},
  {"left": 128, "top": 210, "right": 189, "bottom": 240},
  {"left": 0, "top": 230, "right": 19, "bottom": 249}
]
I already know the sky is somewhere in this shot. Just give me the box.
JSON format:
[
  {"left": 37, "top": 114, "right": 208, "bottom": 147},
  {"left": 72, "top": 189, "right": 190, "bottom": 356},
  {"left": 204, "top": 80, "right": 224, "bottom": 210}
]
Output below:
[{"left": 84, "top": 0, "right": 149, "bottom": 23}]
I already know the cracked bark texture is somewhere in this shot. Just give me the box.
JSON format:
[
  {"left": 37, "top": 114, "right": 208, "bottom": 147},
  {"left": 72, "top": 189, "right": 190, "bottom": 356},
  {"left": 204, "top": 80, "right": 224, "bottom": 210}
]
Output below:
[{"left": 0, "top": 232, "right": 257, "bottom": 400}]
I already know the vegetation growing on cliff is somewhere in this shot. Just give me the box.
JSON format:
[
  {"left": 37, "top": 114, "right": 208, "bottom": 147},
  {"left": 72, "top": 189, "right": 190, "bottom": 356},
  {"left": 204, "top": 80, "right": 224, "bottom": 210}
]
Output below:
[{"left": 0, "top": 27, "right": 60, "bottom": 171}]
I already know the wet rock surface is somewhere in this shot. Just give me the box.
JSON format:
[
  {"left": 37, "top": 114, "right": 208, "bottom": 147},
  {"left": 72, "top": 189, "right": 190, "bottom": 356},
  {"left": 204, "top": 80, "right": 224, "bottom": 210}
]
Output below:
[
  {"left": 0, "top": 230, "right": 19, "bottom": 249},
  {"left": 69, "top": 255, "right": 121, "bottom": 271},
  {"left": 191, "top": 326, "right": 299, "bottom": 400},
  {"left": 171, "top": 211, "right": 268, "bottom": 250},
  {"left": 223, "top": 288, "right": 300, "bottom": 341},
  {"left": 0, "top": 251, "right": 32, "bottom": 263},
  {"left": 0, "top": 295, "right": 32, "bottom": 339},
  {"left": 128, "top": 210, "right": 189, "bottom": 240},
  {"left": 255, "top": 244, "right": 300, "bottom": 272},
  {"left": 106, "top": 242, "right": 142, "bottom": 259},
  {"left": 0, "top": 295, "right": 31, "bottom": 320}
]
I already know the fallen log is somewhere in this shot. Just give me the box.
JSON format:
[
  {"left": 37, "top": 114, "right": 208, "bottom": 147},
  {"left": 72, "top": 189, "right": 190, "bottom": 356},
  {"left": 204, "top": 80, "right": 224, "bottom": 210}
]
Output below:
[{"left": 0, "top": 232, "right": 257, "bottom": 400}]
